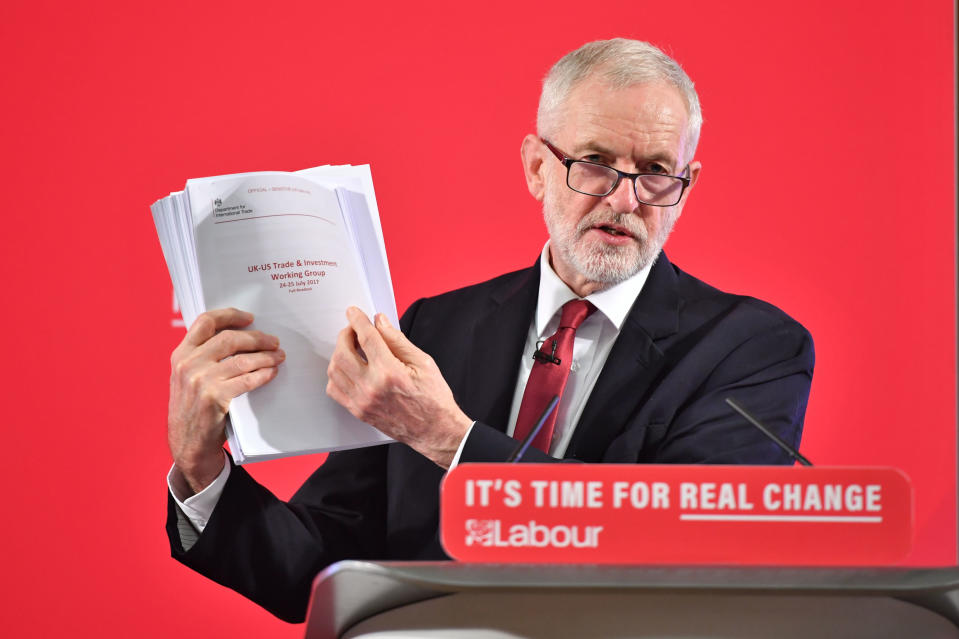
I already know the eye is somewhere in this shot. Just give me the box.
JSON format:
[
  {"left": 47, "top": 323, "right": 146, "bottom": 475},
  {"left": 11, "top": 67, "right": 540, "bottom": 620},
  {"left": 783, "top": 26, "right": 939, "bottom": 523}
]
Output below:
[
  {"left": 646, "top": 163, "right": 669, "bottom": 174},
  {"left": 581, "top": 154, "right": 607, "bottom": 164}
]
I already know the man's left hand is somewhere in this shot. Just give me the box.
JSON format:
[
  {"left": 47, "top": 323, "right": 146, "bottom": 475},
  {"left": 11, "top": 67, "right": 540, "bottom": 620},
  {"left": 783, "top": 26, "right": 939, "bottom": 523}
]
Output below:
[{"left": 326, "top": 307, "right": 472, "bottom": 468}]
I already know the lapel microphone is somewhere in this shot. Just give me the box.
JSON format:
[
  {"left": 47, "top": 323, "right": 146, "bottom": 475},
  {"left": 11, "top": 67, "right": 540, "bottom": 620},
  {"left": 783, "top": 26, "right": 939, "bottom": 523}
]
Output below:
[{"left": 532, "top": 339, "right": 561, "bottom": 365}]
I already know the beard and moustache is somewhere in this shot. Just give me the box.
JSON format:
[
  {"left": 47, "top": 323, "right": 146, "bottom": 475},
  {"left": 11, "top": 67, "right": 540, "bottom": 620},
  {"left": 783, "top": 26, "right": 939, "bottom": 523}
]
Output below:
[{"left": 543, "top": 202, "right": 679, "bottom": 289}]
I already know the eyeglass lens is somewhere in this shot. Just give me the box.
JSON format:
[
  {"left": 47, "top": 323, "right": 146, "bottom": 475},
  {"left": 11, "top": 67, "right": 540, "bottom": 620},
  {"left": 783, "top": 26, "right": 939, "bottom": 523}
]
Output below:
[{"left": 568, "top": 162, "right": 684, "bottom": 205}]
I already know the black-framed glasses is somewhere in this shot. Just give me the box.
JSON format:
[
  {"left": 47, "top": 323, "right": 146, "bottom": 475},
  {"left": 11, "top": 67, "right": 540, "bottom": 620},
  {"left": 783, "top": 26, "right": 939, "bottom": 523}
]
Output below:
[{"left": 541, "top": 138, "right": 691, "bottom": 207}]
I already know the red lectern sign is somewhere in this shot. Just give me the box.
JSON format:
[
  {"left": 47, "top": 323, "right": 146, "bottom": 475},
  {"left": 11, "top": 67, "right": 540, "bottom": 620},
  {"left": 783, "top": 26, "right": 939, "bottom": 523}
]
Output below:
[{"left": 440, "top": 464, "right": 912, "bottom": 565}]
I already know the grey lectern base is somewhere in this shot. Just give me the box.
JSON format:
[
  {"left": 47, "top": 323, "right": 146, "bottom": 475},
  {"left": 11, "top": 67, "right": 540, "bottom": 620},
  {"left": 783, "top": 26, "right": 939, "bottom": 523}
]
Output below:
[{"left": 303, "top": 562, "right": 959, "bottom": 639}]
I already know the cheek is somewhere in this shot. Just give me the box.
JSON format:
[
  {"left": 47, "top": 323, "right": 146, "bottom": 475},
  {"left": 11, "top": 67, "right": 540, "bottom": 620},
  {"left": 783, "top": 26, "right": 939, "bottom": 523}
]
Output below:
[
  {"left": 544, "top": 180, "right": 604, "bottom": 231},
  {"left": 643, "top": 208, "right": 662, "bottom": 228},
  {"left": 647, "top": 207, "right": 680, "bottom": 238},
  {"left": 543, "top": 172, "right": 567, "bottom": 209},
  {"left": 640, "top": 207, "right": 668, "bottom": 229}
]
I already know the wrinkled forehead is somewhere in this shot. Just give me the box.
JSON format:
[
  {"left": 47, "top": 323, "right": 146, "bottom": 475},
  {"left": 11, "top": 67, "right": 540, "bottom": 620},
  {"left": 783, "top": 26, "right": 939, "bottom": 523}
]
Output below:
[{"left": 555, "top": 80, "right": 691, "bottom": 159}]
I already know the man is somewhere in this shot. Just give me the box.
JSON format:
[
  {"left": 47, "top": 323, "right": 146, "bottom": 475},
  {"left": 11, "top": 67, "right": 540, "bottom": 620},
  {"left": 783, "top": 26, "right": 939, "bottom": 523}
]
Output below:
[{"left": 166, "top": 39, "right": 814, "bottom": 622}]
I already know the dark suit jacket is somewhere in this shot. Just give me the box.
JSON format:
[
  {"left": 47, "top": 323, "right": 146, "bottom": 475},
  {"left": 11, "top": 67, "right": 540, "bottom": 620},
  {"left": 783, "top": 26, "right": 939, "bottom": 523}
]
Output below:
[{"left": 166, "top": 253, "right": 814, "bottom": 622}]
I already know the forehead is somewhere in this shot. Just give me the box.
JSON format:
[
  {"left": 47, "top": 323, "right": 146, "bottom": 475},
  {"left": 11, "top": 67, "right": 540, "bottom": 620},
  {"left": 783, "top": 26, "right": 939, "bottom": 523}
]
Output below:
[{"left": 557, "top": 79, "right": 690, "bottom": 161}]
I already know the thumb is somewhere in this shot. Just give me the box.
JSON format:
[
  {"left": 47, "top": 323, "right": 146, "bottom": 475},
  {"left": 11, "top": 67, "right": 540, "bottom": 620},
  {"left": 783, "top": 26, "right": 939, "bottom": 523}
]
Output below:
[{"left": 375, "top": 314, "right": 421, "bottom": 363}]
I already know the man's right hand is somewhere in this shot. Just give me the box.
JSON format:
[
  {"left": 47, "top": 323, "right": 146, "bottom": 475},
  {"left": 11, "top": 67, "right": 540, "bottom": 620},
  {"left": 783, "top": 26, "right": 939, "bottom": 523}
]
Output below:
[{"left": 168, "top": 308, "right": 285, "bottom": 495}]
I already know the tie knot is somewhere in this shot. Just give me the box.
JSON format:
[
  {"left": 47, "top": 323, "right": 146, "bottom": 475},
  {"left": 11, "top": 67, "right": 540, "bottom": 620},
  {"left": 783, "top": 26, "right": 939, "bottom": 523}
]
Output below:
[{"left": 558, "top": 299, "right": 595, "bottom": 330}]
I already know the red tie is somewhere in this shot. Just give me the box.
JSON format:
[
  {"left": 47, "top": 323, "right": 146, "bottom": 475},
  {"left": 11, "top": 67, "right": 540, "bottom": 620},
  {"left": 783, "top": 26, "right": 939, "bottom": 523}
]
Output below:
[{"left": 513, "top": 299, "right": 596, "bottom": 453}]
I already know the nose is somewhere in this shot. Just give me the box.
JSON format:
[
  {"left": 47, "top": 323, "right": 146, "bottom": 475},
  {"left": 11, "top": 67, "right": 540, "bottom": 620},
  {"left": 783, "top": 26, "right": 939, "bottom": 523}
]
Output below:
[{"left": 604, "top": 175, "right": 640, "bottom": 213}]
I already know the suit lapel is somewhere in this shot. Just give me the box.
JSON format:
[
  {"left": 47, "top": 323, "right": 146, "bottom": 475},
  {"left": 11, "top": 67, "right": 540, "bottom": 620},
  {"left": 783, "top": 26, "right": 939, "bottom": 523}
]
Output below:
[
  {"left": 565, "top": 253, "right": 681, "bottom": 462},
  {"left": 461, "top": 262, "right": 540, "bottom": 431}
]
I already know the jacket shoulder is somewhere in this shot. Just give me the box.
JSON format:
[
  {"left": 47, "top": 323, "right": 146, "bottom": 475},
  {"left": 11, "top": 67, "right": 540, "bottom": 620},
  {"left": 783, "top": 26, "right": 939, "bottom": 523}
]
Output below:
[{"left": 671, "top": 261, "right": 810, "bottom": 337}]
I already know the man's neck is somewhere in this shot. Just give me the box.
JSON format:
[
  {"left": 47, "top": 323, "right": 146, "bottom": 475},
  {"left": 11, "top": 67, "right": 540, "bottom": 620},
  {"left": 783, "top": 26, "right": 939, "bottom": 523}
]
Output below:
[{"left": 535, "top": 244, "right": 654, "bottom": 336}]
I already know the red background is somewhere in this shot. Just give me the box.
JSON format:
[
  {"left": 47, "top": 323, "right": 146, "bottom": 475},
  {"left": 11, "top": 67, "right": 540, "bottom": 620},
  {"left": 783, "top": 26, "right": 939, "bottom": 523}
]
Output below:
[{"left": 1, "top": 1, "right": 955, "bottom": 636}]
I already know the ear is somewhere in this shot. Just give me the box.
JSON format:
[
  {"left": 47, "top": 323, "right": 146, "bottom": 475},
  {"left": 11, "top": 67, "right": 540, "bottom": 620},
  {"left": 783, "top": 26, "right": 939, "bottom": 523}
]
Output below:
[
  {"left": 520, "top": 134, "right": 546, "bottom": 202},
  {"left": 675, "top": 160, "right": 702, "bottom": 211},
  {"left": 686, "top": 160, "right": 702, "bottom": 190}
]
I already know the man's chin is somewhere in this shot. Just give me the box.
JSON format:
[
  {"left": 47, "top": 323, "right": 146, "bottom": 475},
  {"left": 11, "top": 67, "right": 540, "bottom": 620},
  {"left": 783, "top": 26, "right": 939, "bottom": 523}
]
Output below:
[{"left": 570, "top": 244, "right": 652, "bottom": 287}]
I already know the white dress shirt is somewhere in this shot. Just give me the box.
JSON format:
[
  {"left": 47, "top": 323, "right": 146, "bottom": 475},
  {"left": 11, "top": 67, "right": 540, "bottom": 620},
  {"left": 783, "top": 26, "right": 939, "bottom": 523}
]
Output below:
[
  {"left": 169, "top": 243, "right": 653, "bottom": 531},
  {"left": 501, "top": 244, "right": 652, "bottom": 457}
]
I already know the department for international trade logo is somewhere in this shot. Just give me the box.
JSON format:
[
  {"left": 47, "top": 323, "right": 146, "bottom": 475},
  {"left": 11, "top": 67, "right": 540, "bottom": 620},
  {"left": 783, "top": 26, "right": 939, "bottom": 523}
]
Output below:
[{"left": 214, "top": 198, "right": 223, "bottom": 208}]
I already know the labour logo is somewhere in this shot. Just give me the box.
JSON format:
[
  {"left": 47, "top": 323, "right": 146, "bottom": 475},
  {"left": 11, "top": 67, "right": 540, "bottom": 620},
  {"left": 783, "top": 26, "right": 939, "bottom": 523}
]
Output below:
[{"left": 465, "top": 519, "right": 496, "bottom": 546}]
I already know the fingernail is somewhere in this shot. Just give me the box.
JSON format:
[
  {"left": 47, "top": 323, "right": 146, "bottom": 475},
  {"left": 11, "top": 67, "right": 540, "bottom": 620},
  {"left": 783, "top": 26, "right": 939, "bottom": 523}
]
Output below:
[{"left": 277, "top": 349, "right": 286, "bottom": 360}]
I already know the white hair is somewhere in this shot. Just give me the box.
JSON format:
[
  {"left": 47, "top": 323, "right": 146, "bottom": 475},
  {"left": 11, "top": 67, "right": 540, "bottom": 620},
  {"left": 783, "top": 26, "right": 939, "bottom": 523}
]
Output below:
[{"left": 537, "top": 38, "right": 703, "bottom": 163}]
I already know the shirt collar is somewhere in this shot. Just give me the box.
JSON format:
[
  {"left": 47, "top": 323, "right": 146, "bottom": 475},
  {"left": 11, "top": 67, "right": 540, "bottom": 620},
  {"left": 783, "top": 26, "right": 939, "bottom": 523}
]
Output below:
[{"left": 535, "top": 242, "right": 653, "bottom": 336}]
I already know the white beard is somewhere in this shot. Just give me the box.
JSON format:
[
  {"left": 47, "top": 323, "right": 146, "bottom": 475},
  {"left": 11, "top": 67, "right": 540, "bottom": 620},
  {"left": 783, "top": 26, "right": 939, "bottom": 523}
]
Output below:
[{"left": 543, "top": 203, "right": 678, "bottom": 287}]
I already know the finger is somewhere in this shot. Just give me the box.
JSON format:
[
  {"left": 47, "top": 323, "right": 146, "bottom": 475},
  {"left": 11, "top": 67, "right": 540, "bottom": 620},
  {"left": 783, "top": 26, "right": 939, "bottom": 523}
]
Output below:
[
  {"left": 200, "top": 329, "right": 280, "bottom": 362},
  {"left": 346, "top": 306, "right": 395, "bottom": 366},
  {"left": 218, "top": 365, "right": 280, "bottom": 399},
  {"left": 326, "top": 364, "right": 359, "bottom": 403},
  {"left": 374, "top": 313, "right": 422, "bottom": 363},
  {"left": 329, "top": 325, "right": 367, "bottom": 378},
  {"left": 213, "top": 349, "right": 286, "bottom": 381},
  {"left": 325, "top": 373, "right": 360, "bottom": 419},
  {"left": 183, "top": 308, "right": 254, "bottom": 348}
]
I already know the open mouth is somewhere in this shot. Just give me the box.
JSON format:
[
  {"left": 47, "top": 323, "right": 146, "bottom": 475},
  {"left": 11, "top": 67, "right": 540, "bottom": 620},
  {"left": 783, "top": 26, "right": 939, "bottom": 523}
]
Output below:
[{"left": 594, "top": 224, "right": 633, "bottom": 238}]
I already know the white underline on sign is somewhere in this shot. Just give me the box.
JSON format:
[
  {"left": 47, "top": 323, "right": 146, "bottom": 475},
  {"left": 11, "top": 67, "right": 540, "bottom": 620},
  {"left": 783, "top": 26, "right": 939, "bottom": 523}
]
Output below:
[{"left": 679, "top": 514, "right": 883, "bottom": 523}]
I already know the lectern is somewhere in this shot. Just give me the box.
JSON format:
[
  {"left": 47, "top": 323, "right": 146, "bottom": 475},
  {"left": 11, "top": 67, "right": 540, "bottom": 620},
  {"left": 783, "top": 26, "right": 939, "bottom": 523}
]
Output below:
[
  {"left": 304, "top": 562, "right": 959, "bottom": 638},
  {"left": 304, "top": 464, "right": 946, "bottom": 638}
]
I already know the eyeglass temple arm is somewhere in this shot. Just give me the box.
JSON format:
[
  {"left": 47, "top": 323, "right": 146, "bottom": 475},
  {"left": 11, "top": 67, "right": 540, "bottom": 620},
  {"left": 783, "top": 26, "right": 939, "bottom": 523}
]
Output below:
[{"left": 540, "top": 138, "right": 568, "bottom": 163}]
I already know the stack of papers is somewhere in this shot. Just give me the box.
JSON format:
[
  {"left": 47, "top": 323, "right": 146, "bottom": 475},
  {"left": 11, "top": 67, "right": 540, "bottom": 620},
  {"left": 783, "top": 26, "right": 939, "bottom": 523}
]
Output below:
[{"left": 151, "top": 165, "right": 397, "bottom": 463}]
